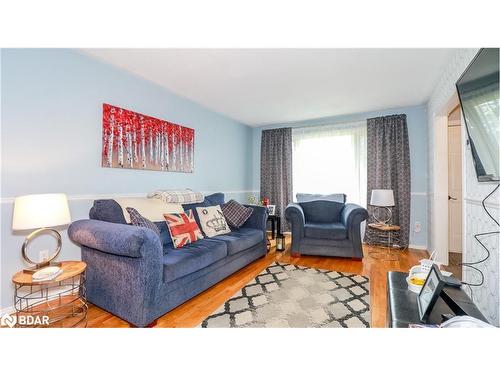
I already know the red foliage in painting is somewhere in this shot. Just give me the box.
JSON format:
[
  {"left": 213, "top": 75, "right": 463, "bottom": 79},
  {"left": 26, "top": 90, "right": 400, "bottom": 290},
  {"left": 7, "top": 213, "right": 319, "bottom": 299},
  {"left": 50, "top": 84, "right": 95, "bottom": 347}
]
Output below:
[{"left": 102, "top": 103, "right": 194, "bottom": 172}]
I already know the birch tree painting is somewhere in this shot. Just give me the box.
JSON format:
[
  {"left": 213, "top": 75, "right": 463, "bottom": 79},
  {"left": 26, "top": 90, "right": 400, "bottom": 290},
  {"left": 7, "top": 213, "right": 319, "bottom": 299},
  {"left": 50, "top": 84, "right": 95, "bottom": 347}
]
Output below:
[{"left": 102, "top": 103, "right": 195, "bottom": 172}]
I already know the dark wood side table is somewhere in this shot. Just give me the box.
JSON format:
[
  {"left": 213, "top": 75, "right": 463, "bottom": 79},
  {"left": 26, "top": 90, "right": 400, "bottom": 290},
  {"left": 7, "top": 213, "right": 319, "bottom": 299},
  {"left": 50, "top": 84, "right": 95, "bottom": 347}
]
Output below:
[
  {"left": 12, "top": 261, "right": 88, "bottom": 328},
  {"left": 267, "top": 214, "right": 282, "bottom": 239},
  {"left": 265, "top": 215, "right": 282, "bottom": 251}
]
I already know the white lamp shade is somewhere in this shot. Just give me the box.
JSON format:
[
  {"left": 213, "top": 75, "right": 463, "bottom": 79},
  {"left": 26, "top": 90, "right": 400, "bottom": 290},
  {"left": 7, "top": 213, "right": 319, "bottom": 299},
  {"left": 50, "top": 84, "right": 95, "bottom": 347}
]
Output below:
[
  {"left": 12, "top": 194, "right": 71, "bottom": 230},
  {"left": 370, "top": 189, "right": 395, "bottom": 207}
]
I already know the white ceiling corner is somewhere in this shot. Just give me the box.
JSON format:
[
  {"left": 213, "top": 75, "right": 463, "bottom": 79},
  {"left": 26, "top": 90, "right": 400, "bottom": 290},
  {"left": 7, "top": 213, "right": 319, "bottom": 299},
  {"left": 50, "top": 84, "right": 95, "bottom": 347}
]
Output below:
[{"left": 82, "top": 48, "right": 456, "bottom": 127}]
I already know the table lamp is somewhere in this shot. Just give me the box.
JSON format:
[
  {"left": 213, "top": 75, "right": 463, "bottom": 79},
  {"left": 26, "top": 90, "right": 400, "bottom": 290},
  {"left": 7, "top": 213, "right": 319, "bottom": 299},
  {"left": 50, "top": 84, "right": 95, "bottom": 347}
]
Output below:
[
  {"left": 370, "top": 189, "right": 395, "bottom": 225},
  {"left": 12, "top": 193, "right": 71, "bottom": 274}
]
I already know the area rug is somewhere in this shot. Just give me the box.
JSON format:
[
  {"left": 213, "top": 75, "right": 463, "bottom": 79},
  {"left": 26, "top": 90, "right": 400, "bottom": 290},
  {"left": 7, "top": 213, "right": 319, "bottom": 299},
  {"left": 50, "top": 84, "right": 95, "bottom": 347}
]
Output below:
[{"left": 201, "top": 262, "right": 370, "bottom": 328}]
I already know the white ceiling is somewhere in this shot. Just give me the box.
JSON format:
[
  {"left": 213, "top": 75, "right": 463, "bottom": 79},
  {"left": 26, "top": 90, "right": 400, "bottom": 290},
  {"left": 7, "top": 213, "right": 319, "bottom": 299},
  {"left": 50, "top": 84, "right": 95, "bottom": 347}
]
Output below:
[{"left": 83, "top": 49, "right": 455, "bottom": 127}]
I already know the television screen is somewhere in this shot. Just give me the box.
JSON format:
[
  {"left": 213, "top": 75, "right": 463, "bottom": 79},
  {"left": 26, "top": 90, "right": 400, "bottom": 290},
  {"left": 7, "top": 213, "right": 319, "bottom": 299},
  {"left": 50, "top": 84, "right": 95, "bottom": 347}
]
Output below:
[{"left": 456, "top": 48, "right": 499, "bottom": 182}]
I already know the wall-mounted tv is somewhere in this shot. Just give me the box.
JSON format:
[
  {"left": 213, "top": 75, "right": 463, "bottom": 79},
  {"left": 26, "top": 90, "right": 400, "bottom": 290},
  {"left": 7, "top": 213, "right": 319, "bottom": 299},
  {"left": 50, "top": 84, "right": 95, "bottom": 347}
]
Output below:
[{"left": 456, "top": 48, "right": 499, "bottom": 182}]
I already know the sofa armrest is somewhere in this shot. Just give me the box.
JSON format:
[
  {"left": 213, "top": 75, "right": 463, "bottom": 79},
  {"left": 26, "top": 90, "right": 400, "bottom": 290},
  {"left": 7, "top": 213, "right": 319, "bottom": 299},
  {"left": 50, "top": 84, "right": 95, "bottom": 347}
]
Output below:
[
  {"left": 285, "top": 203, "right": 305, "bottom": 238},
  {"left": 340, "top": 204, "right": 368, "bottom": 238},
  {"left": 242, "top": 204, "right": 268, "bottom": 231},
  {"left": 68, "top": 219, "right": 162, "bottom": 258},
  {"left": 69, "top": 219, "right": 163, "bottom": 327}
]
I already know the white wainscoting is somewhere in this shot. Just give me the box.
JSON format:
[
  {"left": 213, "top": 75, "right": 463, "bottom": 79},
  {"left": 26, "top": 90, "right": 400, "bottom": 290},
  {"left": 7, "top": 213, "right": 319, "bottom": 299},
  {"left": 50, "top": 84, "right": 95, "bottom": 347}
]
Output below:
[{"left": 463, "top": 197, "right": 499, "bottom": 326}]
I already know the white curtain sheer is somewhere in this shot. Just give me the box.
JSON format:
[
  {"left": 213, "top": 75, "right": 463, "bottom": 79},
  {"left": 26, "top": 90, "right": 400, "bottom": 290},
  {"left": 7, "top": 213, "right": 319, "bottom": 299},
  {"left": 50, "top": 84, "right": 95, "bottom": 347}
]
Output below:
[{"left": 292, "top": 121, "right": 367, "bottom": 206}]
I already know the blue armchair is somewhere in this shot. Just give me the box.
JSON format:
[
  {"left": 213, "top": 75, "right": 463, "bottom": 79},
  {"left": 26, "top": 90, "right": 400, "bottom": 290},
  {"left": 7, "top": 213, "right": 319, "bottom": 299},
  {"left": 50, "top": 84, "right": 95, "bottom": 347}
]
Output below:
[{"left": 285, "top": 195, "right": 368, "bottom": 258}]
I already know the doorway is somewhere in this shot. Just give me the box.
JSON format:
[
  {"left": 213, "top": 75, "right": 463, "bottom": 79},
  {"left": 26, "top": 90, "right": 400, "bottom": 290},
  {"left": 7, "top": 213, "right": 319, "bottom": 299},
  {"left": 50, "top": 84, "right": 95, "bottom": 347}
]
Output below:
[{"left": 447, "top": 106, "right": 462, "bottom": 279}]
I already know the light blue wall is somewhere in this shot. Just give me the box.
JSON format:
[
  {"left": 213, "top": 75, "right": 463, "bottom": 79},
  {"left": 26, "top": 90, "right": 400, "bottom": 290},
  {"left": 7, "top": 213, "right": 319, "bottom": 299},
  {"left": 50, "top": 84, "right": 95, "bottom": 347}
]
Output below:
[
  {"left": 0, "top": 49, "right": 254, "bottom": 310},
  {"left": 2, "top": 49, "right": 254, "bottom": 196},
  {"left": 251, "top": 105, "right": 429, "bottom": 248},
  {"left": 0, "top": 49, "right": 430, "bottom": 311}
]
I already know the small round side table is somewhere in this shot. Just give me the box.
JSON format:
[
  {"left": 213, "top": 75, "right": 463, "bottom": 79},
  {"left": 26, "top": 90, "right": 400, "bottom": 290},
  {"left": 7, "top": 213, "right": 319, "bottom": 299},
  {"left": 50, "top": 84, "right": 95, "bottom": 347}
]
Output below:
[
  {"left": 367, "top": 223, "right": 401, "bottom": 261},
  {"left": 12, "top": 261, "right": 88, "bottom": 328}
]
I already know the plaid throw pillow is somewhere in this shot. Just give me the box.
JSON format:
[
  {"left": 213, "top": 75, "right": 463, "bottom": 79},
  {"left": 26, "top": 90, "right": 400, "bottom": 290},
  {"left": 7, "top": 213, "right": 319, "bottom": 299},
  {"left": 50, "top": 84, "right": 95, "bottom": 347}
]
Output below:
[
  {"left": 164, "top": 209, "right": 204, "bottom": 248},
  {"left": 147, "top": 189, "right": 204, "bottom": 204},
  {"left": 221, "top": 200, "right": 253, "bottom": 228},
  {"left": 126, "top": 207, "right": 161, "bottom": 237}
]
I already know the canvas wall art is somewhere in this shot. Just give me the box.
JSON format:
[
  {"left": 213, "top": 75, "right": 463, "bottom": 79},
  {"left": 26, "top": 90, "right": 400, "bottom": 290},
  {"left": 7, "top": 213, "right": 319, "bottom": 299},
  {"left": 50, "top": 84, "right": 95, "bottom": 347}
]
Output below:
[{"left": 101, "top": 103, "right": 194, "bottom": 172}]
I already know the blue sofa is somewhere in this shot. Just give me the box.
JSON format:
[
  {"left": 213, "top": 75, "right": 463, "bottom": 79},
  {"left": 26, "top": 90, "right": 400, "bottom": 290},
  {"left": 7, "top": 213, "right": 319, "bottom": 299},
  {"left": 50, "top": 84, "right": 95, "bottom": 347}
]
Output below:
[
  {"left": 285, "top": 194, "right": 368, "bottom": 258},
  {"left": 68, "top": 193, "right": 268, "bottom": 327}
]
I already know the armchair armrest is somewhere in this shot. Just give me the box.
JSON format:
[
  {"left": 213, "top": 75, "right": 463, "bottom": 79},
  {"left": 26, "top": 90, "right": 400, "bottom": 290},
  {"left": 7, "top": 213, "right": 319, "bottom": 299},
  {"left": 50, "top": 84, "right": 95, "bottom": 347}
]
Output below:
[
  {"left": 285, "top": 203, "right": 305, "bottom": 238},
  {"left": 242, "top": 204, "right": 268, "bottom": 231},
  {"left": 340, "top": 204, "right": 368, "bottom": 238},
  {"left": 68, "top": 219, "right": 162, "bottom": 258}
]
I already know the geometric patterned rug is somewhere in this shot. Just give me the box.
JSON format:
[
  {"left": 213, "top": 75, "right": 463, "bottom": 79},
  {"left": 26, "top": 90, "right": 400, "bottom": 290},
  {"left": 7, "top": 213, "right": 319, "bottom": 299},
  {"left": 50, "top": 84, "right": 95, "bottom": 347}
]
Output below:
[{"left": 201, "top": 262, "right": 370, "bottom": 328}]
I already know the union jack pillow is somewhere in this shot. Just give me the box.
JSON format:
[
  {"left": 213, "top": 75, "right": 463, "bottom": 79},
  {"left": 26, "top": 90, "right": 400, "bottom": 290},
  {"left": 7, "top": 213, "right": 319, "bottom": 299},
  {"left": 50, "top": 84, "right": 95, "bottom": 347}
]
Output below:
[{"left": 163, "top": 209, "right": 204, "bottom": 248}]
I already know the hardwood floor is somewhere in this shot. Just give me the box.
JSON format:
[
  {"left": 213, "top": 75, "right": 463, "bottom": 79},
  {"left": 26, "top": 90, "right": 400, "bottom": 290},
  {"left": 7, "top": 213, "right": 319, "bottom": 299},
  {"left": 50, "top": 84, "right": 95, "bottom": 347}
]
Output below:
[
  {"left": 444, "top": 252, "right": 462, "bottom": 280},
  {"left": 86, "top": 236, "right": 428, "bottom": 328}
]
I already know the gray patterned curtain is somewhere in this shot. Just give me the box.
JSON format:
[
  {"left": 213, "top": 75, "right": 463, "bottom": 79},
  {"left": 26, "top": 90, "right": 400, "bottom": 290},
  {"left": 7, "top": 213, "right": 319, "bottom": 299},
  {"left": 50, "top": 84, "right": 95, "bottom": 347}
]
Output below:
[
  {"left": 364, "top": 114, "right": 411, "bottom": 248},
  {"left": 260, "top": 128, "right": 293, "bottom": 232}
]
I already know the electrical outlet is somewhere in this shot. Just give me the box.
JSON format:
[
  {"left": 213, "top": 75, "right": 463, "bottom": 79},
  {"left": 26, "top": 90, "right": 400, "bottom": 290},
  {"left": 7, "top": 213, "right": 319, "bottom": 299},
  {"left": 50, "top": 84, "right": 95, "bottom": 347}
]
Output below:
[
  {"left": 414, "top": 222, "right": 421, "bottom": 233},
  {"left": 39, "top": 249, "right": 50, "bottom": 263}
]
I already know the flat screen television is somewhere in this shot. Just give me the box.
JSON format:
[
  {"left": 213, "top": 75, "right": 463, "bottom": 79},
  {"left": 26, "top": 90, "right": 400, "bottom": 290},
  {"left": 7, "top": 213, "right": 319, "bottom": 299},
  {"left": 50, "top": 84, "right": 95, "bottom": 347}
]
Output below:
[{"left": 456, "top": 48, "right": 499, "bottom": 182}]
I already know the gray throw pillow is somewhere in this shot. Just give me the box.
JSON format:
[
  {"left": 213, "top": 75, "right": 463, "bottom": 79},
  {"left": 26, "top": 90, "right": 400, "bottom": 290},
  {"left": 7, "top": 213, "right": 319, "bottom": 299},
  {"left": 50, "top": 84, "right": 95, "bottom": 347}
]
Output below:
[{"left": 126, "top": 207, "right": 161, "bottom": 237}]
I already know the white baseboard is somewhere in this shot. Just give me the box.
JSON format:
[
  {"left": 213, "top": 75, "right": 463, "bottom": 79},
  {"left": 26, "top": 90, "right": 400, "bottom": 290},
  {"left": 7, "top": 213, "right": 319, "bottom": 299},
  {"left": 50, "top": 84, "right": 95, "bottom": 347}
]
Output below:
[{"left": 363, "top": 241, "right": 427, "bottom": 251}]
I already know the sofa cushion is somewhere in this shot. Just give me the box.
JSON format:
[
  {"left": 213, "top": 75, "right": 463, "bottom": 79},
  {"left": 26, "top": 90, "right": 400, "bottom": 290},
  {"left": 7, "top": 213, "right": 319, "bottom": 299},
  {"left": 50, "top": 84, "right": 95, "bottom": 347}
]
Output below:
[
  {"left": 162, "top": 239, "right": 228, "bottom": 283},
  {"left": 156, "top": 221, "right": 173, "bottom": 249},
  {"left": 210, "top": 228, "right": 264, "bottom": 256},
  {"left": 299, "top": 200, "right": 344, "bottom": 223},
  {"left": 89, "top": 199, "right": 127, "bottom": 224},
  {"left": 205, "top": 193, "right": 225, "bottom": 206},
  {"left": 304, "top": 222, "right": 347, "bottom": 240},
  {"left": 296, "top": 193, "right": 346, "bottom": 203}
]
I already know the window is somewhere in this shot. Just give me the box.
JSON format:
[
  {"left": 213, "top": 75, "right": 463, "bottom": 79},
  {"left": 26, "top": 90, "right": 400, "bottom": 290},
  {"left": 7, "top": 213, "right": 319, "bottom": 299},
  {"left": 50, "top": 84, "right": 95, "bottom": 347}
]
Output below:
[{"left": 292, "top": 121, "right": 367, "bottom": 206}]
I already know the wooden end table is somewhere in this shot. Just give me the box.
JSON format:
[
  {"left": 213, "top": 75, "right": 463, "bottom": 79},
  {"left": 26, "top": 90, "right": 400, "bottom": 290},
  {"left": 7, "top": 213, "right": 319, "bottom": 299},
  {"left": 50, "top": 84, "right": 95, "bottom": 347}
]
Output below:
[
  {"left": 367, "top": 223, "right": 401, "bottom": 261},
  {"left": 12, "top": 261, "right": 88, "bottom": 328}
]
